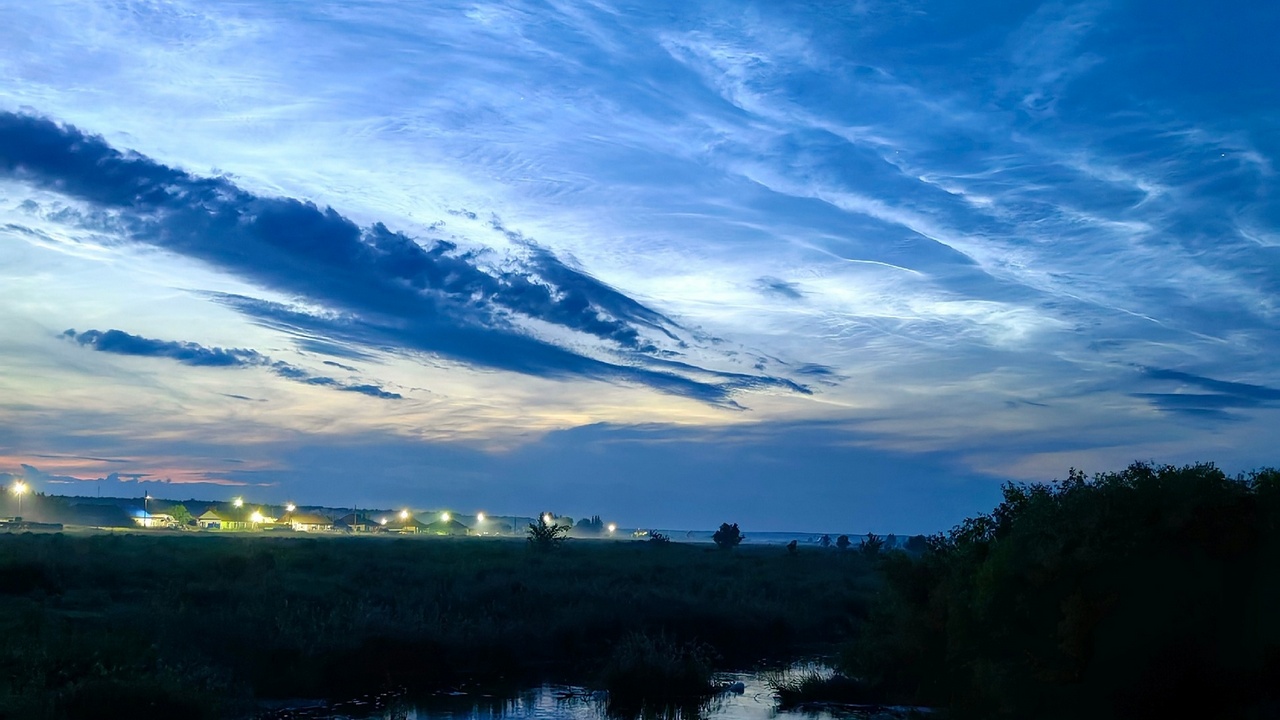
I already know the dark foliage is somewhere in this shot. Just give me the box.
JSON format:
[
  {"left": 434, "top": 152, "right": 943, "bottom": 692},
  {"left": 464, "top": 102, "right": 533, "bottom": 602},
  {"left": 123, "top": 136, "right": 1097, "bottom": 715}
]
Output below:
[
  {"left": 835, "top": 535, "right": 851, "bottom": 550},
  {"left": 575, "top": 515, "right": 605, "bottom": 534},
  {"left": 844, "top": 462, "right": 1280, "bottom": 720},
  {"left": 600, "top": 632, "right": 715, "bottom": 715},
  {"left": 765, "top": 666, "right": 875, "bottom": 709},
  {"left": 0, "top": 532, "right": 879, "bottom": 718},
  {"left": 711, "top": 523, "right": 743, "bottom": 549},
  {"left": 526, "top": 512, "right": 570, "bottom": 551},
  {"left": 858, "top": 533, "right": 884, "bottom": 556}
]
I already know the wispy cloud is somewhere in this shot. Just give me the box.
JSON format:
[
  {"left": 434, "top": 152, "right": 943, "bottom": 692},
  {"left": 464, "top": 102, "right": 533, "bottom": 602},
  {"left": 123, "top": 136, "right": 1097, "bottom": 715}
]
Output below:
[{"left": 0, "top": 0, "right": 1277, "bottom": 515}]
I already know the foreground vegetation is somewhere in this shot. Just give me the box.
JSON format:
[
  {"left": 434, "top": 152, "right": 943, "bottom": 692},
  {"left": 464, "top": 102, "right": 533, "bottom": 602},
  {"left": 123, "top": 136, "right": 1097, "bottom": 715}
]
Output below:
[
  {"left": 0, "top": 533, "right": 879, "bottom": 719},
  {"left": 811, "top": 462, "right": 1280, "bottom": 719}
]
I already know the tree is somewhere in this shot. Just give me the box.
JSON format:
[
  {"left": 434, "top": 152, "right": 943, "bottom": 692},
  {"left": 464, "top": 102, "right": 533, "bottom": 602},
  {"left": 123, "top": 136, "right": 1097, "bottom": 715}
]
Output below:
[
  {"left": 836, "top": 534, "right": 851, "bottom": 550},
  {"left": 819, "top": 534, "right": 832, "bottom": 548},
  {"left": 859, "top": 532, "right": 885, "bottom": 556},
  {"left": 527, "top": 512, "right": 570, "bottom": 551},
  {"left": 168, "top": 504, "right": 194, "bottom": 526},
  {"left": 575, "top": 515, "right": 605, "bottom": 533},
  {"left": 712, "top": 522, "right": 743, "bottom": 549}
]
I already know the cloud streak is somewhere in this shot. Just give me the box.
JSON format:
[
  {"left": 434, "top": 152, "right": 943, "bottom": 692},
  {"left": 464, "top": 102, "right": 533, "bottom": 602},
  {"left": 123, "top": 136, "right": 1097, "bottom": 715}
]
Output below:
[
  {"left": 63, "top": 328, "right": 404, "bottom": 400},
  {"left": 0, "top": 112, "right": 805, "bottom": 407}
]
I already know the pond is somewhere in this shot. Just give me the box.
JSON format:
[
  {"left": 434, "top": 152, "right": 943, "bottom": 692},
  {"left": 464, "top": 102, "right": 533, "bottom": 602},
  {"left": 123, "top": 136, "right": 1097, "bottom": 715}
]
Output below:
[{"left": 259, "top": 668, "right": 918, "bottom": 720}]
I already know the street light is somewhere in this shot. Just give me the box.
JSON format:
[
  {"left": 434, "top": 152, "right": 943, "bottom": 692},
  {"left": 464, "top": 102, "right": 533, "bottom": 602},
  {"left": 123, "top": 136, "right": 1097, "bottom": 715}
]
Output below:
[
  {"left": 233, "top": 497, "right": 244, "bottom": 508},
  {"left": 476, "top": 512, "right": 486, "bottom": 522},
  {"left": 399, "top": 509, "right": 409, "bottom": 520},
  {"left": 144, "top": 493, "right": 152, "bottom": 524},
  {"left": 11, "top": 481, "right": 28, "bottom": 517},
  {"left": 250, "top": 510, "right": 264, "bottom": 524},
  {"left": 607, "top": 523, "right": 617, "bottom": 534},
  {"left": 441, "top": 511, "right": 451, "bottom": 523},
  {"left": 285, "top": 503, "right": 296, "bottom": 513},
  {"left": 542, "top": 513, "right": 554, "bottom": 526}
]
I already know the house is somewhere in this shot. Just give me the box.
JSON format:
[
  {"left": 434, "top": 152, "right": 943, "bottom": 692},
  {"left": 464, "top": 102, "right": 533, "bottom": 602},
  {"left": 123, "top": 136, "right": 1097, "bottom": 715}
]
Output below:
[
  {"left": 133, "top": 513, "right": 175, "bottom": 529},
  {"left": 424, "top": 518, "right": 470, "bottom": 536},
  {"left": 382, "top": 514, "right": 427, "bottom": 534},
  {"left": 334, "top": 513, "right": 378, "bottom": 532},
  {"left": 196, "top": 508, "right": 250, "bottom": 530},
  {"left": 283, "top": 511, "right": 333, "bottom": 532}
]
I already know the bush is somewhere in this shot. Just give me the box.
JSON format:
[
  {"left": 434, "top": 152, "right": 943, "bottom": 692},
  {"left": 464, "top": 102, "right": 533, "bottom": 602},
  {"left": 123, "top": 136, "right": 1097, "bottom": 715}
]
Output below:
[
  {"left": 845, "top": 462, "right": 1280, "bottom": 719},
  {"left": 600, "top": 632, "right": 715, "bottom": 713},
  {"left": 858, "top": 533, "right": 884, "bottom": 556},
  {"left": 764, "top": 665, "right": 873, "bottom": 708},
  {"left": 526, "top": 512, "right": 570, "bottom": 551},
  {"left": 712, "top": 523, "right": 743, "bottom": 549}
]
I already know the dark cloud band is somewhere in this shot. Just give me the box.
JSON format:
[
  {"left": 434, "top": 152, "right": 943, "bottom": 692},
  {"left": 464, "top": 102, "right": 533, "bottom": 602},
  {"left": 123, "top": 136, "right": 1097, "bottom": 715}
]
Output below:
[
  {"left": 63, "top": 329, "right": 404, "bottom": 400},
  {"left": 2, "top": 111, "right": 805, "bottom": 406}
]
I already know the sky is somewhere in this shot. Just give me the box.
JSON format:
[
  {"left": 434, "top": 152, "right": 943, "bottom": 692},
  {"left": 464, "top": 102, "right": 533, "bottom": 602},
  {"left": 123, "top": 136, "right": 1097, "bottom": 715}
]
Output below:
[{"left": 0, "top": 0, "right": 1277, "bottom": 533}]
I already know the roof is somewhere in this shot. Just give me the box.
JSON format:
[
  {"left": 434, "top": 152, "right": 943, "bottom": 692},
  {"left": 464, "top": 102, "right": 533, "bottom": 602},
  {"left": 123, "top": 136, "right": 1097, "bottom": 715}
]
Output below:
[
  {"left": 334, "top": 513, "right": 376, "bottom": 526},
  {"left": 286, "top": 512, "right": 332, "bottom": 525},
  {"left": 425, "top": 519, "right": 469, "bottom": 534},
  {"left": 384, "top": 515, "right": 427, "bottom": 530}
]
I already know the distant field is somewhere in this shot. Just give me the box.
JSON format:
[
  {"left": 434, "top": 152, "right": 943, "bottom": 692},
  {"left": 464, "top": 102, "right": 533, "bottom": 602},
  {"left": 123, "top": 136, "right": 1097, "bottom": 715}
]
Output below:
[{"left": 0, "top": 531, "right": 879, "bottom": 719}]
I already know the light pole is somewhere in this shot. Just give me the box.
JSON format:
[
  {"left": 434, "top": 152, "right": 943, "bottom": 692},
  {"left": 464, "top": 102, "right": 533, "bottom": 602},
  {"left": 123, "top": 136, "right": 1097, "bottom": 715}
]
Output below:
[
  {"left": 144, "top": 493, "right": 152, "bottom": 525},
  {"left": 11, "top": 481, "right": 28, "bottom": 518}
]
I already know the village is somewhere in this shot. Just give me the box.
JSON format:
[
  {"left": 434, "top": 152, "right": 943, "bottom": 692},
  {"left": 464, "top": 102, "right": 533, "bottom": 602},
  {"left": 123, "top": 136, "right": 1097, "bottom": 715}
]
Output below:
[{"left": 3, "top": 479, "right": 622, "bottom": 538}]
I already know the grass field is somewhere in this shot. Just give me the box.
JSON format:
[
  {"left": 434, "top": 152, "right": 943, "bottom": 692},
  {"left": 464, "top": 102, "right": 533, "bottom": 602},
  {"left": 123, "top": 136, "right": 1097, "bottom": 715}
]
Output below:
[{"left": 0, "top": 531, "right": 880, "bottom": 719}]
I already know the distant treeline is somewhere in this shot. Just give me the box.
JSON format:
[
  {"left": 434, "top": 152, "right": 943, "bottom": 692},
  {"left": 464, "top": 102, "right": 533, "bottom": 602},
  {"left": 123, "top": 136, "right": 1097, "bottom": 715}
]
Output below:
[{"left": 832, "top": 462, "right": 1280, "bottom": 719}]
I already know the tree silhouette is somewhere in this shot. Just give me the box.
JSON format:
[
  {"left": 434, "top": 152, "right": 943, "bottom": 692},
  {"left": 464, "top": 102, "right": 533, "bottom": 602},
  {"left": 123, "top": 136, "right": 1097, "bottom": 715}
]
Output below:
[{"left": 712, "top": 522, "right": 743, "bottom": 549}]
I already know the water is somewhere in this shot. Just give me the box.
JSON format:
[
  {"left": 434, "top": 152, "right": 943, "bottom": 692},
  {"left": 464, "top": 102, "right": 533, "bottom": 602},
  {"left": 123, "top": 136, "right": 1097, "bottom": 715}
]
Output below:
[{"left": 263, "top": 669, "right": 898, "bottom": 720}]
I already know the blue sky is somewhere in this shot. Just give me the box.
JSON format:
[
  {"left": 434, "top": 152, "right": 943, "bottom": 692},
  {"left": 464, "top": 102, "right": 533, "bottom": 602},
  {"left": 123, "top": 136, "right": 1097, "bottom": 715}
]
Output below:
[{"left": 0, "top": 0, "right": 1276, "bottom": 532}]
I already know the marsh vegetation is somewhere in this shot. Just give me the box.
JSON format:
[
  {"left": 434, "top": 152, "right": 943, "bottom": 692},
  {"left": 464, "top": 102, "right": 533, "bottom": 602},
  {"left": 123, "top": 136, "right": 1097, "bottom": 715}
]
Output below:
[{"left": 0, "top": 532, "right": 878, "bottom": 719}]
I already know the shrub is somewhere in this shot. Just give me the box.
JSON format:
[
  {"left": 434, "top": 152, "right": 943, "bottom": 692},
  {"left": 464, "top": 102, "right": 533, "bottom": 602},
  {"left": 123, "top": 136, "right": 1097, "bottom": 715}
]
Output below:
[
  {"left": 846, "top": 462, "right": 1280, "bottom": 719},
  {"left": 712, "top": 523, "right": 743, "bottom": 549},
  {"left": 600, "top": 632, "right": 715, "bottom": 712},
  {"left": 764, "top": 665, "right": 873, "bottom": 708},
  {"left": 858, "top": 533, "right": 884, "bottom": 556},
  {"left": 835, "top": 535, "right": 850, "bottom": 550},
  {"left": 648, "top": 531, "right": 671, "bottom": 546},
  {"left": 526, "top": 512, "right": 570, "bottom": 551}
]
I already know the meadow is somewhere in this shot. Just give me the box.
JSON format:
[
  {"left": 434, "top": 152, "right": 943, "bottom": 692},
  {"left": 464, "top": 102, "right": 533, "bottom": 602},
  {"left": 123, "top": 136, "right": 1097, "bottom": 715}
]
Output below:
[{"left": 0, "top": 532, "right": 880, "bottom": 719}]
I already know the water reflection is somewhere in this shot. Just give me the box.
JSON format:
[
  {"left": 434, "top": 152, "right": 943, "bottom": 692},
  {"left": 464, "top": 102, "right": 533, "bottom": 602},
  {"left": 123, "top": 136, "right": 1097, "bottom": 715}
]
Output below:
[{"left": 394, "top": 672, "right": 850, "bottom": 720}]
